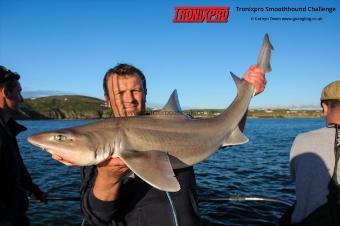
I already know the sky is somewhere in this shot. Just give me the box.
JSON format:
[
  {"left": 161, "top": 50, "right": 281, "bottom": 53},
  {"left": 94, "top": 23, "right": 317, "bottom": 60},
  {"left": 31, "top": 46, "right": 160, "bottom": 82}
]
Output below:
[{"left": 0, "top": 0, "right": 339, "bottom": 109}]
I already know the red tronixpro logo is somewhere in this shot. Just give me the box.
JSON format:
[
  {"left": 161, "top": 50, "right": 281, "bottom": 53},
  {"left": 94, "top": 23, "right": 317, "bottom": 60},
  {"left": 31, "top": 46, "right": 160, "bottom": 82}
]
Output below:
[{"left": 173, "top": 6, "right": 230, "bottom": 23}]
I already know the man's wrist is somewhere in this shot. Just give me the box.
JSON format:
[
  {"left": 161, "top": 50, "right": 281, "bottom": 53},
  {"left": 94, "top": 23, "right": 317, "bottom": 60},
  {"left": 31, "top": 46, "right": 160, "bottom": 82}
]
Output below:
[{"left": 89, "top": 190, "right": 118, "bottom": 212}]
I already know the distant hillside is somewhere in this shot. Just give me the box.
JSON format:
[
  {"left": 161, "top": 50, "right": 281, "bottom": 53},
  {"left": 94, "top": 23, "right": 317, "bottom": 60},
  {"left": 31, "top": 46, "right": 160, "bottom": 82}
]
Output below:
[
  {"left": 248, "top": 109, "right": 323, "bottom": 118},
  {"left": 181, "top": 108, "right": 323, "bottom": 118},
  {"left": 15, "top": 95, "right": 324, "bottom": 120},
  {"left": 18, "top": 95, "right": 112, "bottom": 119}
]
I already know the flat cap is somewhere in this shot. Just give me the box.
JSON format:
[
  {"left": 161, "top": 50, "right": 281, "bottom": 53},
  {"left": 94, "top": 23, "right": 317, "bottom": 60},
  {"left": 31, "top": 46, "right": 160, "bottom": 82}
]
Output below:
[{"left": 321, "top": 80, "right": 340, "bottom": 101}]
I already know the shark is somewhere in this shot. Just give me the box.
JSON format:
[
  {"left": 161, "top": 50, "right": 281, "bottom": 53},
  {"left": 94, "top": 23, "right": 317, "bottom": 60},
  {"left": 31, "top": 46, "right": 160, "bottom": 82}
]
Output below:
[{"left": 27, "top": 34, "right": 273, "bottom": 192}]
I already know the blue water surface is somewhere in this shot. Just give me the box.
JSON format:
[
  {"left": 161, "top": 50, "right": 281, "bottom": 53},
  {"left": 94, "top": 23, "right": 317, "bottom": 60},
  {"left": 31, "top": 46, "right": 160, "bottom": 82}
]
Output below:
[{"left": 18, "top": 118, "right": 324, "bottom": 225}]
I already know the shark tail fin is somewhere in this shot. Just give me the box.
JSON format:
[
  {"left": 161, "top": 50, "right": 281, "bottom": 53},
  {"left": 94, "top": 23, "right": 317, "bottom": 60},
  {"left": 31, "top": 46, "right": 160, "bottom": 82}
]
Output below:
[
  {"left": 117, "top": 150, "right": 180, "bottom": 192},
  {"left": 258, "top": 33, "right": 274, "bottom": 73},
  {"left": 264, "top": 33, "right": 274, "bottom": 51},
  {"left": 221, "top": 127, "right": 249, "bottom": 147}
]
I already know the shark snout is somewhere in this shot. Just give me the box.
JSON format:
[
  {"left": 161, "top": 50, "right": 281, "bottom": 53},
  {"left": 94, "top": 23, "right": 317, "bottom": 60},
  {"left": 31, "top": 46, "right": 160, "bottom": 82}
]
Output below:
[
  {"left": 27, "top": 134, "right": 46, "bottom": 150},
  {"left": 27, "top": 132, "right": 63, "bottom": 154}
]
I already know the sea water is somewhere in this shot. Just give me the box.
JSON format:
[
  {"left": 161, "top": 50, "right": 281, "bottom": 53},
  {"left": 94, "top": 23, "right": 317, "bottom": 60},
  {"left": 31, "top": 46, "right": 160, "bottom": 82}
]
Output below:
[{"left": 19, "top": 118, "right": 324, "bottom": 225}]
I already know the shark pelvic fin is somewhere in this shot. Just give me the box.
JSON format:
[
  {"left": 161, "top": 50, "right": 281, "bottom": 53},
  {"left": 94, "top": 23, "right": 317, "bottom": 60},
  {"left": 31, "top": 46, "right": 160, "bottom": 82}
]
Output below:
[
  {"left": 117, "top": 150, "right": 180, "bottom": 192},
  {"left": 221, "top": 127, "right": 249, "bottom": 147},
  {"left": 162, "top": 90, "right": 182, "bottom": 112}
]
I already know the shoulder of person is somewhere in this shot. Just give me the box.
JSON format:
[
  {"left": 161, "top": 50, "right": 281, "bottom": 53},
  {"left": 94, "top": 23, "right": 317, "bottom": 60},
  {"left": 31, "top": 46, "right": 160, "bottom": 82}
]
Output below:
[
  {"left": 295, "top": 127, "right": 333, "bottom": 142},
  {"left": 290, "top": 127, "right": 335, "bottom": 160}
]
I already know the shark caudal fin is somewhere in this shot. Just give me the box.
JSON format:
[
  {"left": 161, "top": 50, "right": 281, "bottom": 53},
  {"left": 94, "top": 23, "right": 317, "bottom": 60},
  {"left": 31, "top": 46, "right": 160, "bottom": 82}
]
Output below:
[
  {"left": 258, "top": 33, "right": 274, "bottom": 73},
  {"left": 229, "top": 34, "right": 273, "bottom": 97},
  {"left": 117, "top": 150, "right": 180, "bottom": 192},
  {"left": 221, "top": 127, "right": 249, "bottom": 147}
]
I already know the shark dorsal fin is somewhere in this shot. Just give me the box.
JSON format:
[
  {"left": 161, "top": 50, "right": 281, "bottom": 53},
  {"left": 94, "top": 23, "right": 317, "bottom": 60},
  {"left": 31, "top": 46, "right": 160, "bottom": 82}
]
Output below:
[{"left": 161, "top": 89, "right": 182, "bottom": 113}]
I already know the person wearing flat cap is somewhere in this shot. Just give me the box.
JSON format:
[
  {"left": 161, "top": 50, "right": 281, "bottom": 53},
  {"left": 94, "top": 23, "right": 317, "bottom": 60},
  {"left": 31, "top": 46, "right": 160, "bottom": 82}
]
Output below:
[
  {"left": 280, "top": 81, "right": 340, "bottom": 226},
  {"left": 0, "top": 66, "right": 47, "bottom": 226}
]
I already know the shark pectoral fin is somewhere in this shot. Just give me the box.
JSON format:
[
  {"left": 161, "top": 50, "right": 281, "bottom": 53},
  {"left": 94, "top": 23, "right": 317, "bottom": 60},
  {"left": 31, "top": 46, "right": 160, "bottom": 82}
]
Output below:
[
  {"left": 222, "top": 127, "right": 249, "bottom": 147},
  {"left": 117, "top": 150, "right": 180, "bottom": 192}
]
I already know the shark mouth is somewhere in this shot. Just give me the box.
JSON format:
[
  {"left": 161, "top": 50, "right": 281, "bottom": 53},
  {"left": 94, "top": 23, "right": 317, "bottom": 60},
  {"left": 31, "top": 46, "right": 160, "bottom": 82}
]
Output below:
[
  {"left": 50, "top": 153, "right": 76, "bottom": 166},
  {"left": 28, "top": 138, "right": 76, "bottom": 166}
]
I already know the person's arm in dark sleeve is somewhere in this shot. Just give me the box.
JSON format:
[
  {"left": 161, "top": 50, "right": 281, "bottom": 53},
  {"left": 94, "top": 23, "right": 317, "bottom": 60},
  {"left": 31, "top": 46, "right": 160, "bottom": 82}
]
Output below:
[
  {"left": 0, "top": 137, "right": 10, "bottom": 222},
  {"left": 80, "top": 166, "right": 122, "bottom": 226},
  {"left": 18, "top": 153, "right": 45, "bottom": 200}
]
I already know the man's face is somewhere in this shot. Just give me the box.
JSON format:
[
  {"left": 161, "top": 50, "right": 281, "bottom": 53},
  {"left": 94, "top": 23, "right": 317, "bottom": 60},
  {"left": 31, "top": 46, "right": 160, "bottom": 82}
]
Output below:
[
  {"left": 322, "top": 102, "right": 340, "bottom": 126},
  {"left": 5, "top": 80, "right": 23, "bottom": 112},
  {"left": 106, "top": 73, "right": 145, "bottom": 117}
]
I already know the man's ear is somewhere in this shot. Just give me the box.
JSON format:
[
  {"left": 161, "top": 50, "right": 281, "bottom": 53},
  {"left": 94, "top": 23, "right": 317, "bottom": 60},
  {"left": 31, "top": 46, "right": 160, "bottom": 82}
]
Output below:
[
  {"left": 142, "top": 92, "right": 146, "bottom": 103},
  {"left": 0, "top": 87, "right": 6, "bottom": 100},
  {"left": 2, "top": 87, "right": 12, "bottom": 99},
  {"left": 105, "top": 95, "right": 111, "bottom": 108},
  {"left": 322, "top": 102, "right": 329, "bottom": 114}
]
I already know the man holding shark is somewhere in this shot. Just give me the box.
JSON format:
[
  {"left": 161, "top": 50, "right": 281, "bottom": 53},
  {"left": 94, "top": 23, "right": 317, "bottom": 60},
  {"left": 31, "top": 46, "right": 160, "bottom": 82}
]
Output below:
[
  {"left": 76, "top": 63, "right": 267, "bottom": 226},
  {"left": 27, "top": 34, "right": 272, "bottom": 225}
]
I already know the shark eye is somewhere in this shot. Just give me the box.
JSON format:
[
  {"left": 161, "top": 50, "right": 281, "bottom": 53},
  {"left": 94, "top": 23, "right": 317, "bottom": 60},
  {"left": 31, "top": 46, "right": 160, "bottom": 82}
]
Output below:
[{"left": 54, "top": 134, "right": 67, "bottom": 141}]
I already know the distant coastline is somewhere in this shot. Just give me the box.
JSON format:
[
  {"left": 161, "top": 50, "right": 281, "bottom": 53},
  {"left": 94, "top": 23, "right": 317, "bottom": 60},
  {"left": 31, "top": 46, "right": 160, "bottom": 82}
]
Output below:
[
  {"left": 17, "top": 95, "right": 323, "bottom": 120},
  {"left": 184, "top": 109, "right": 323, "bottom": 119}
]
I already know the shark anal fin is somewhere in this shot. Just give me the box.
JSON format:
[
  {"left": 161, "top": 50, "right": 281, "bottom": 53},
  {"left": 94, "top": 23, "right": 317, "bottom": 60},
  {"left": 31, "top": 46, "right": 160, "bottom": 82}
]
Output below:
[
  {"left": 117, "top": 150, "right": 180, "bottom": 192},
  {"left": 222, "top": 127, "right": 249, "bottom": 147}
]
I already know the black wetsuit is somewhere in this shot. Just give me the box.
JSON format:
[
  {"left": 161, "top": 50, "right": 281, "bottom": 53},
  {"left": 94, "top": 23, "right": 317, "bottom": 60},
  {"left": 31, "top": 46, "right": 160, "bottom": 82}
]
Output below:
[
  {"left": 0, "top": 119, "right": 43, "bottom": 226},
  {"left": 81, "top": 166, "right": 202, "bottom": 226}
]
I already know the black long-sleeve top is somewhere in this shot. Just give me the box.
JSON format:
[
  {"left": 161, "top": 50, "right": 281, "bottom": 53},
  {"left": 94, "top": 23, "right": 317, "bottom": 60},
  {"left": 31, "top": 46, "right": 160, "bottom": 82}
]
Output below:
[
  {"left": 81, "top": 165, "right": 202, "bottom": 226},
  {"left": 0, "top": 119, "right": 43, "bottom": 226}
]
